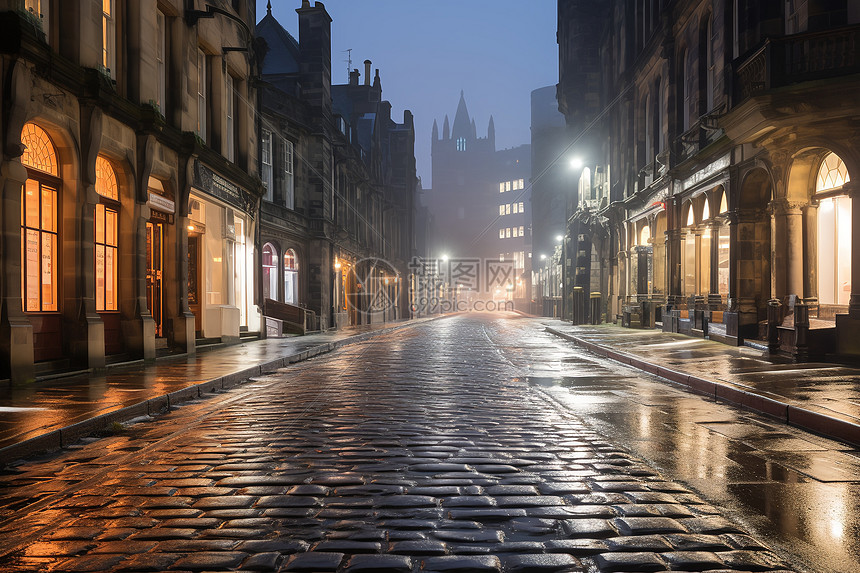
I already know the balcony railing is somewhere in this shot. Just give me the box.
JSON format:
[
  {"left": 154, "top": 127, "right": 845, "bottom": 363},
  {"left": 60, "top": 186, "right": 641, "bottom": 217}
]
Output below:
[{"left": 734, "top": 25, "right": 860, "bottom": 103}]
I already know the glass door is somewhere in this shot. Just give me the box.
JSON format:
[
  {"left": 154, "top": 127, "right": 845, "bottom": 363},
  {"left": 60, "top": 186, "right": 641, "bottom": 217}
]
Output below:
[{"left": 145, "top": 221, "right": 164, "bottom": 337}]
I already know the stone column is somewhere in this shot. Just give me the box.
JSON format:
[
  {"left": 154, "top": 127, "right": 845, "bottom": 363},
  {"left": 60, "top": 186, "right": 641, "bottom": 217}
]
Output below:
[
  {"left": 847, "top": 183, "right": 860, "bottom": 318},
  {"left": 0, "top": 159, "right": 35, "bottom": 383},
  {"left": 803, "top": 203, "right": 819, "bottom": 305},
  {"left": 837, "top": 183, "right": 860, "bottom": 356},
  {"left": 73, "top": 106, "right": 106, "bottom": 370}
]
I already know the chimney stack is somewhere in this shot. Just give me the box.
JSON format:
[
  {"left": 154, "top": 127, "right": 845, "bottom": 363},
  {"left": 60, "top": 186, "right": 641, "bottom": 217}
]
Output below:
[{"left": 364, "top": 60, "right": 371, "bottom": 86}]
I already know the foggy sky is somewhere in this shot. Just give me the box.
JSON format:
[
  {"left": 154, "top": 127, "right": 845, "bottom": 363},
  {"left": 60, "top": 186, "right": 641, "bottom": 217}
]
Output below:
[{"left": 256, "top": 0, "right": 559, "bottom": 189}]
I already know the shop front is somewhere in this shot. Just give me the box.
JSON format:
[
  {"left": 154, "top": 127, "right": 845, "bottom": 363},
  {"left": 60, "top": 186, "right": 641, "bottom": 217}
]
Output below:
[{"left": 189, "top": 160, "right": 258, "bottom": 342}]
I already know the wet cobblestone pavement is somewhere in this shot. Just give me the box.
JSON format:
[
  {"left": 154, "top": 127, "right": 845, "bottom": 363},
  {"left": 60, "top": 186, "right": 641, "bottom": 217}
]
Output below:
[{"left": 0, "top": 315, "right": 797, "bottom": 572}]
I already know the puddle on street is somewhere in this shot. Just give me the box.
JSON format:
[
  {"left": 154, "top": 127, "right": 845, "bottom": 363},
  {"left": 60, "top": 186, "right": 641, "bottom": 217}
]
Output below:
[{"left": 511, "top": 325, "right": 860, "bottom": 573}]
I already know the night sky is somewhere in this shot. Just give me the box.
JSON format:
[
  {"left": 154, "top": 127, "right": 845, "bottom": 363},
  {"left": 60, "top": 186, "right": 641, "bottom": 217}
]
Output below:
[{"left": 256, "top": 0, "right": 559, "bottom": 188}]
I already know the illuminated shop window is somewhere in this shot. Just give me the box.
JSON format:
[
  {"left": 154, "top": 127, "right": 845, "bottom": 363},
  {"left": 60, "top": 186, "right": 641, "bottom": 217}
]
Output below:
[
  {"left": 817, "top": 152, "right": 852, "bottom": 305},
  {"left": 284, "top": 249, "right": 298, "bottom": 305},
  {"left": 95, "top": 157, "right": 119, "bottom": 311},
  {"left": 262, "top": 242, "right": 278, "bottom": 301},
  {"left": 20, "top": 123, "right": 59, "bottom": 312}
]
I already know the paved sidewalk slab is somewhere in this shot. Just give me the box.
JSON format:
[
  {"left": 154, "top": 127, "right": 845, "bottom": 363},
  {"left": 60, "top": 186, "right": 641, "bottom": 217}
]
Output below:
[
  {"left": 544, "top": 321, "right": 860, "bottom": 447},
  {"left": 0, "top": 318, "right": 441, "bottom": 465}
]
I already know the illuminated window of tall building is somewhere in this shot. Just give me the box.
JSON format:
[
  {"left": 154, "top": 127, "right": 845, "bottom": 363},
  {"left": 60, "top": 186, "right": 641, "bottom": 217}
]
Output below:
[
  {"left": 102, "top": 0, "right": 115, "bottom": 77},
  {"left": 505, "top": 181, "right": 511, "bottom": 192},
  {"left": 499, "top": 205, "right": 505, "bottom": 216},
  {"left": 25, "top": 0, "right": 49, "bottom": 38},
  {"left": 94, "top": 156, "right": 119, "bottom": 311},
  {"left": 20, "top": 123, "right": 59, "bottom": 312},
  {"left": 513, "top": 227, "right": 519, "bottom": 238},
  {"left": 197, "top": 48, "right": 207, "bottom": 140},
  {"left": 156, "top": 11, "right": 166, "bottom": 112},
  {"left": 519, "top": 225, "right": 524, "bottom": 236},
  {"left": 512, "top": 203, "right": 518, "bottom": 214},
  {"left": 499, "top": 228, "right": 505, "bottom": 239},
  {"left": 518, "top": 201, "right": 524, "bottom": 212},
  {"left": 499, "top": 182, "right": 505, "bottom": 193},
  {"left": 505, "top": 228, "right": 511, "bottom": 238},
  {"left": 505, "top": 204, "right": 511, "bottom": 215},
  {"left": 226, "top": 74, "right": 235, "bottom": 162},
  {"left": 456, "top": 137, "right": 466, "bottom": 151}
]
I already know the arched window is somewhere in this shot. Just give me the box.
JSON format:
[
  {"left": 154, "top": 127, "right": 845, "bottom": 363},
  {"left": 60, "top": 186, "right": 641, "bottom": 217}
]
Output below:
[
  {"left": 95, "top": 156, "right": 119, "bottom": 311},
  {"left": 686, "top": 203, "right": 696, "bottom": 226},
  {"left": 817, "top": 152, "right": 851, "bottom": 192},
  {"left": 262, "top": 243, "right": 279, "bottom": 301},
  {"left": 579, "top": 167, "right": 592, "bottom": 206},
  {"left": 683, "top": 201, "right": 696, "bottom": 295},
  {"left": 702, "top": 197, "right": 711, "bottom": 221},
  {"left": 640, "top": 225, "right": 651, "bottom": 245},
  {"left": 816, "top": 152, "right": 852, "bottom": 305},
  {"left": 21, "top": 123, "right": 58, "bottom": 176},
  {"left": 719, "top": 191, "right": 728, "bottom": 214},
  {"left": 21, "top": 123, "right": 59, "bottom": 312},
  {"left": 284, "top": 249, "right": 299, "bottom": 305}
]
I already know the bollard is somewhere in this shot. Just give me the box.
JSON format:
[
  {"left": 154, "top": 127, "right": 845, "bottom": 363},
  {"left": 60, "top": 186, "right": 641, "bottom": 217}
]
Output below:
[
  {"left": 590, "top": 292, "right": 601, "bottom": 325},
  {"left": 794, "top": 300, "right": 809, "bottom": 362},
  {"left": 767, "top": 299, "right": 782, "bottom": 353}
]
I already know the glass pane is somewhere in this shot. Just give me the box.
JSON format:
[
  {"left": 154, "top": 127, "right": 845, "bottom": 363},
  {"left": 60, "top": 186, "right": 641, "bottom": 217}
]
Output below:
[
  {"left": 42, "top": 232, "right": 56, "bottom": 311},
  {"left": 95, "top": 203, "right": 105, "bottom": 243},
  {"left": 41, "top": 185, "right": 56, "bottom": 232},
  {"left": 699, "top": 234, "right": 711, "bottom": 294},
  {"left": 106, "top": 208, "right": 117, "bottom": 246},
  {"left": 106, "top": 247, "right": 116, "bottom": 310},
  {"left": 96, "top": 244, "right": 105, "bottom": 311},
  {"left": 718, "top": 225, "right": 730, "bottom": 296},
  {"left": 25, "top": 229, "right": 40, "bottom": 311},
  {"left": 684, "top": 236, "right": 696, "bottom": 295},
  {"left": 837, "top": 196, "right": 852, "bottom": 306},
  {"left": 25, "top": 179, "right": 40, "bottom": 228},
  {"left": 818, "top": 198, "right": 836, "bottom": 304}
]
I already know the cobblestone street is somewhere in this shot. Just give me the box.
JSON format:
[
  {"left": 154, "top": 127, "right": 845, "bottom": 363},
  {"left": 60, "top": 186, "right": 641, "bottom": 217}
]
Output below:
[{"left": 0, "top": 315, "right": 799, "bottom": 572}]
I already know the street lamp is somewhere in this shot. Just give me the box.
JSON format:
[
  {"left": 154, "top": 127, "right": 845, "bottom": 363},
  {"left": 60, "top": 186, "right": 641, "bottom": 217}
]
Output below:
[
  {"left": 569, "top": 156, "right": 584, "bottom": 170},
  {"left": 555, "top": 234, "right": 564, "bottom": 243}
]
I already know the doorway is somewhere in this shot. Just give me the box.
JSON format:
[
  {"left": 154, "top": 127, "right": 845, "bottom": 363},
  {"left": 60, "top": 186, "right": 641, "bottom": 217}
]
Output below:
[
  {"left": 145, "top": 221, "right": 164, "bottom": 338},
  {"left": 188, "top": 233, "right": 201, "bottom": 333}
]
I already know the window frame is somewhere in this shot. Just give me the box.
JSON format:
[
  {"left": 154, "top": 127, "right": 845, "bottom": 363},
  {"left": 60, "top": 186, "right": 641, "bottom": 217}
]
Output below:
[
  {"left": 197, "top": 48, "right": 208, "bottom": 141},
  {"left": 156, "top": 10, "right": 167, "bottom": 113},
  {"left": 103, "top": 0, "right": 116, "bottom": 78}
]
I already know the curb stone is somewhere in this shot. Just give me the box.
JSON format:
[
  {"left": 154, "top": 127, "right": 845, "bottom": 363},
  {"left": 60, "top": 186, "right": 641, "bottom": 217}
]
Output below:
[
  {"left": 545, "top": 326, "right": 860, "bottom": 448},
  {"left": 0, "top": 318, "right": 444, "bottom": 466}
]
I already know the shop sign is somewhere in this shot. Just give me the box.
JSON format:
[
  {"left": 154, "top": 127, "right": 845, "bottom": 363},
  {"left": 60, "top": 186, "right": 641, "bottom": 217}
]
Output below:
[
  {"left": 193, "top": 160, "right": 255, "bottom": 217},
  {"left": 681, "top": 154, "right": 730, "bottom": 191},
  {"left": 147, "top": 192, "right": 175, "bottom": 214}
]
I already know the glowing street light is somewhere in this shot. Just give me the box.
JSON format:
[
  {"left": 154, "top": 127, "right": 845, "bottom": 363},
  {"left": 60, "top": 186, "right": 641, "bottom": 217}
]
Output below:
[
  {"left": 555, "top": 234, "right": 564, "bottom": 242},
  {"left": 569, "top": 156, "right": 584, "bottom": 170},
  {"left": 540, "top": 254, "right": 547, "bottom": 260}
]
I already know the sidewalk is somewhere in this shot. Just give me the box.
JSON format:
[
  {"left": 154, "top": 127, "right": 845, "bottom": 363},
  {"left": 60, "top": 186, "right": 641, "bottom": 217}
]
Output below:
[
  {"left": 0, "top": 318, "right": 440, "bottom": 466},
  {"left": 543, "top": 320, "right": 860, "bottom": 448}
]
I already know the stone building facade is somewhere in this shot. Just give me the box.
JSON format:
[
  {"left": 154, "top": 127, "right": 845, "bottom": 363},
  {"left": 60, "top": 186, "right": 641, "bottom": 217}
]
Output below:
[
  {"left": 0, "top": 0, "right": 261, "bottom": 383},
  {"left": 558, "top": 0, "right": 860, "bottom": 360},
  {"left": 256, "top": 2, "right": 417, "bottom": 332},
  {"left": 427, "top": 93, "right": 532, "bottom": 308}
]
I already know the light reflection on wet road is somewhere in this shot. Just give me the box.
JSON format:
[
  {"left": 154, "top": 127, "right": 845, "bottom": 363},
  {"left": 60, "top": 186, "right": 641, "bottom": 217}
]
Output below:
[{"left": 485, "top": 315, "right": 860, "bottom": 573}]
